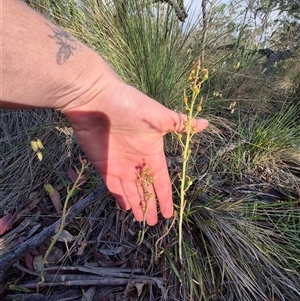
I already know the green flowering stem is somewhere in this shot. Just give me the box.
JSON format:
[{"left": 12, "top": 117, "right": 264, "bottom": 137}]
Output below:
[
  {"left": 178, "top": 59, "right": 207, "bottom": 264},
  {"left": 37, "top": 158, "right": 87, "bottom": 290}
]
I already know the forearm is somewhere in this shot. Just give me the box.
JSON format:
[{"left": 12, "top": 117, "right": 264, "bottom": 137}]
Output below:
[{"left": 1, "top": 0, "right": 120, "bottom": 110}]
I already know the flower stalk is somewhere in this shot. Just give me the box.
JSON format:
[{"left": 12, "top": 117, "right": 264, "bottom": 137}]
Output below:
[{"left": 177, "top": 58, "right": 208, "bottom": 263}]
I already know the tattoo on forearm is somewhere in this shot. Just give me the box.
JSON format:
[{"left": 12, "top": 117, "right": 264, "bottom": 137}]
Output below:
[{"left": 47, "top": 24, "right": 83, "bottom": 65}]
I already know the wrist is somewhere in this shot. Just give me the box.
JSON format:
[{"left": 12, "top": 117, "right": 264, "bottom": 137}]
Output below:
[
  {"left": 54, "top": 55, "right": 123, "bottom": 113},
  {"left": 1, "top": 0, "right": 123, "bottom": 111}
]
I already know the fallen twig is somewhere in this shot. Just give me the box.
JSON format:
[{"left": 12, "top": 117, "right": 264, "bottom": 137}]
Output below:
[
  {"left": 20, "top": 274, "right": 162, "bottom": 288},
  {"left": 43, "top": 265, "right": 145, "bottom": 278}
]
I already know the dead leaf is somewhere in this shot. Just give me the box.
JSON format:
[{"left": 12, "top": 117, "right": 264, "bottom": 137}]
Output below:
[
  {"left": 19, "top": 237, "right": 35, "bottom": 272},
  {"left": 33, "top": 255, "right": 43, "bottom": 272},
  {"left": 56, "top": 229, "right": 75, "bottom": 243},
  {"left": 81, "top": 286, "right": 96, "bottom": 301},
  {"left": 27, "top": 223, "right": 41, "bottom": 239},
  {"left": 99, "top": 247, "right": 122, "bottom": 256},
  {"left": 17, "top": 196, "right": 41, "bottom": 220},
  {"left": 24, "top": 252, "right": 34, "bottom": 272},
  {"left": 76, "top": 241, "right": 87, "bottom": 256},
  {"left": 67, "top": 167, "right": 87, "bottom": 186},
  {"left": 33, "top": 246, "right": 64, "bottom": 271},
  {"left": 0, "top": 212, "right": 17, "bottom": 236},
  {"left": 47, "top": 246, "right": 64, "bottom": 264},
  {"left": 127, "top": 282, "right": 145, "bottom": 300},
  {"left": 44, "top": 184, "right": 62, "bottom": 214},
  {"left": 67, "top": 167, "right": 78, "bottom": 183}
]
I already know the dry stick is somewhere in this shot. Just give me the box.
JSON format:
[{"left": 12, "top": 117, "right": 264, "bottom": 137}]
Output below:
[
  {"left": 0, "top": 186, "right": 109, "bottom": 283},
  {"left": 21, "top": 277, "right": 157, "bottom": 289},
  {"left": 43, "top": 265, "right": 145, "bottom": 277}
]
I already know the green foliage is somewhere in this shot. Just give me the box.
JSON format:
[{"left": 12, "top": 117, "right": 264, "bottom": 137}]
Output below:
[
  {"left": 106, "top": 0, "right": 198, "bottom": 107},
  {"left": 260, "top": 0, "right": 300, "bottom": 18},
  {"left": 27, "top": 0, "right": 199, "bottom": 108},
  {"left": 242, "top": 106, "right": 300, "bottom": 164}
]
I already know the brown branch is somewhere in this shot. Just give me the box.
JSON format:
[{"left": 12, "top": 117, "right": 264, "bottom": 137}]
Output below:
[
  {"left": 155, "top": 0, "right": 188, "bottom": 22},
  {"left": 0, "top": 186, "right": 109, "bottom": 283}
]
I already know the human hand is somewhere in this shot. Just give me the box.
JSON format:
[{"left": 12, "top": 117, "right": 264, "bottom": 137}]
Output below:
[
  {"left": 1, "top": 0, "right": 209, "bottom": 225},
  {"left": 63, "top": 82, "right": 208, "bottom": 225}
]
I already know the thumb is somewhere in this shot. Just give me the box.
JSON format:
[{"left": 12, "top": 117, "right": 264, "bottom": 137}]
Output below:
[{"left": 168, "top": 111, "right": 209, "bottom": 133}]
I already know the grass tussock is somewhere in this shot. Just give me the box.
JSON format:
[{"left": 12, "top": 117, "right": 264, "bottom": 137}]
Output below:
[{"left": 1, "top": 0, "right": 300, "bottom": 300}]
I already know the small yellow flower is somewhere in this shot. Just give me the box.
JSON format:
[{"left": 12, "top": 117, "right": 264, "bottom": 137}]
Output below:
[
  {"left": 202, "top": 69, "right": 209, "bottom": 80},
  {"left": 192, "top": 85, "right": 200, "bottom": 94},
  {"left": 36, "top": 151, "right": 43, "bottom": 161},
  {"left": 36, "top": 139, "right": 44, "bottom": 149},
  {"left": 30, "top": 140, "right": 39, "bottom": 152}
]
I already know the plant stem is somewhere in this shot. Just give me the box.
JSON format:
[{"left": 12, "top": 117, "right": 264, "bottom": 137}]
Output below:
[
  {"left": 178, "top": 89, "right": 198, "bottom": 264},
  {"left": 38, "top": 159, "right": 86, "bottom": 290},
  {"left": 178, "top": 59, "right": 207, "bottom": 264}
]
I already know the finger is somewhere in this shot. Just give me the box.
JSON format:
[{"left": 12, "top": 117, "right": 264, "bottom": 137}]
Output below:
[
  {"left": 122, "top": 181, "right": 145, "bottom": 222},
  {"left": 135, "top": 180, "right": 158, "bottom": 226},
  {"left": 167, "top": 111, "right": 209, "bottom": 133},
  {"left": 105, "top": 176, "right": 131, "bottom": 210},
  {"left": 152, "top": 163, "right": 173, "bottom": 219},
  {"left": 144, "top": 185, "right": 158, "bottom": 226}
]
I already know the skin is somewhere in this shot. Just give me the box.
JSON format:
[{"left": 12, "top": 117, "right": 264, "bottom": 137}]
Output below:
[{"left": 1, "top": 0, "right": 208, "bottom": 225}]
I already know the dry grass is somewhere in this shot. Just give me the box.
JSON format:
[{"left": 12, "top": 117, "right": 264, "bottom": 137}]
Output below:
[
  {"left": 1, "top": 1, "right": 300, "bottom": 300},
  {"left": 1, "top": 110, "right": 300, "bottom": 301}
]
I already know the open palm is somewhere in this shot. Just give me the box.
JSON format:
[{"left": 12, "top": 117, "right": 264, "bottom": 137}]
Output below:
[{"left": 64, "top": 83, "right": 208, "bottom": 225}]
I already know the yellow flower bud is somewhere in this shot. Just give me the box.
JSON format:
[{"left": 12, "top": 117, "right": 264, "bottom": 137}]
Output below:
[
  {"left": 202, "top": 69, "right": 209, "bottom": 81},
  {"left": 36, "top": 139, "right": 44, "bottom": 149},
  {"left": 30, "top": 140, "right": 39, "bottom": 152},
  {"left": 192, "top": 86, "right": 200, "bottom": 94},
  {"left": 36, "top": 151, "right": 43, "bottom": 161},
  {"left": 44, "top": 183, "right": 54, "bottom": 194}
]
